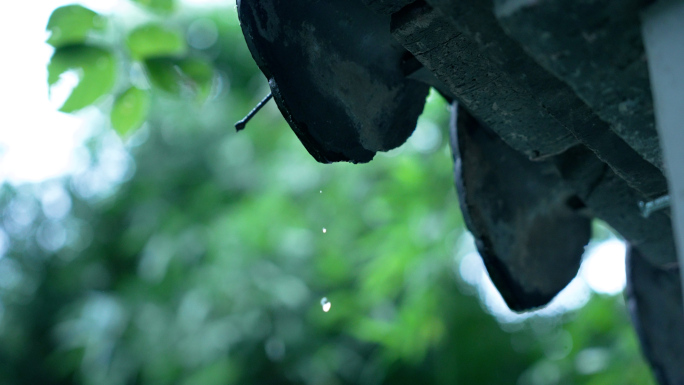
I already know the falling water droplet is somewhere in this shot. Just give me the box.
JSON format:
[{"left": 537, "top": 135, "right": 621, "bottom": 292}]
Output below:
[{"left": 321, "top": 297, "right": 331, "bottom": 312}]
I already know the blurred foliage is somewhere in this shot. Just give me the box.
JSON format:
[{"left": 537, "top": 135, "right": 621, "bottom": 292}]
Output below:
[
  {"left": 46, "top": 5, "right": 106, "bottom": 48},
  {"left": 0, "top": 1, "right": 658, "bottom": 384},
  {"left": 126, "top": 24, "right": 187, "bottom": 60},
  {"left": 47, "top": 45, "right": 117, "bottom": 113},
  {"left": 111, "top": 87, "right": 151, "bottom": 136}
]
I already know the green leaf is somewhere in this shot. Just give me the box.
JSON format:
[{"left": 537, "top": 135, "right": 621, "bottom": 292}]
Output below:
[
  {"left": 111, "top": 87, "right": 150, "bottom": 136},
  {"left": 48, "top": 45, "right": 117, "bottom": 112},
  {"left": 126, "top": 23, "right": 186, "bottom": 60},
  {"left": 144, "top": 58, "right": 180, "bottom": 94},
  {"left": 144, "top": 57, "right": 214, "bottom": 100},
  {"left": 46, "top": 5, "right": 105, "bottom": 48},
  {"left": 177, "top": 58, "right": 214, "bottom": 100},
  {"left": 130, "top": 0, "right": 176, "bottom": 14}
]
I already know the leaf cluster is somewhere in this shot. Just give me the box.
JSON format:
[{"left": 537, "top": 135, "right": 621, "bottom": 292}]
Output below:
[{"left": 46, "top": 1, "right": 214, "bottom": 136}]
